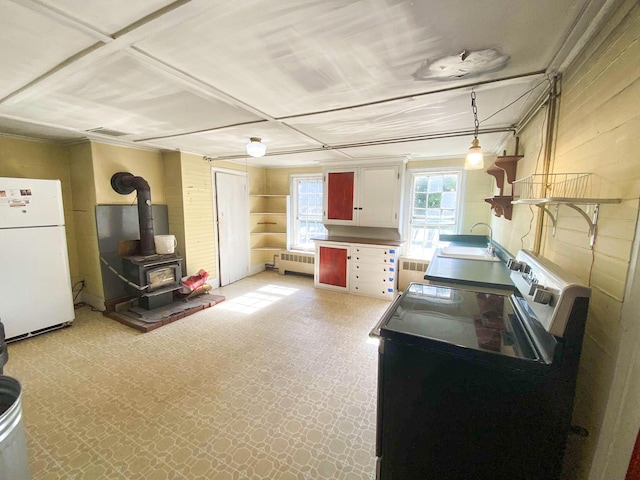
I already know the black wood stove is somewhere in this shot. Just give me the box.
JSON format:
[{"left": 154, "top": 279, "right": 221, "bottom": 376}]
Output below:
[
  {"left": 121, "top": 254, "right": 183, "bottom": 310},
  {"left": 110, "top": 171, "right": 183, "bottom": 310}
]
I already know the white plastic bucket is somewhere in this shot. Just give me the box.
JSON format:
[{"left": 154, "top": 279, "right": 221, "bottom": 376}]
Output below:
[
  {"left": 0, "top": 376, "right": 30, "bottom": 480},
  {"left": 154, "top": 235, "right": 177, "bottom": 254}
]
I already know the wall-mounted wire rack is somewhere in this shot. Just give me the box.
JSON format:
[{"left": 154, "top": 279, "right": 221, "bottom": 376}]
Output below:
[{"left": 512, "top": 173, "right": 620, "bottom": 248}]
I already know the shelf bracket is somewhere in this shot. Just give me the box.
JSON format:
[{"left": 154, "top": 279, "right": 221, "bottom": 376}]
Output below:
[
  {"left": 565, "top": 203, "right": 599, "bottom": 249},
  {"left": 536, "top": 204, "right": 558, "bottom": 236}
]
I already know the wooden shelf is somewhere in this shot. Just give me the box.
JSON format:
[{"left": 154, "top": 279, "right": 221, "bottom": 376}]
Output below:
[
  {"left": 485, "top": 196, "right": 514, "bottom": 220},
  {"left": 486, "top": 138, "right": 522, "bottom": 205}
]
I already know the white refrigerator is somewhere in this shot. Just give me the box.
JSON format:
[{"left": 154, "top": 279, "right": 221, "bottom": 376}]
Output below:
[{"left": 0, "top": 177, "right": 75, "bottom": 341}]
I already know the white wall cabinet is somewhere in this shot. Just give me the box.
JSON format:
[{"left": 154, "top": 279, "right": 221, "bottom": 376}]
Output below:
[
  {"left": 315, "top": 241, "right": 399, "bottom": 300},
  {"left": 322, "top": 163, "right": 403, "bottom": 229}
]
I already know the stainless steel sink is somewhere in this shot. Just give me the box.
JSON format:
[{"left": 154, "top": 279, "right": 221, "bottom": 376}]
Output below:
[{"left": 438, "top": 245, "right": 500, "bottom": 262}]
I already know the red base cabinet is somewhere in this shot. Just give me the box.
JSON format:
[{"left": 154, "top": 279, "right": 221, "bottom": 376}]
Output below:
[{"left": 316, "top": 244, "right": 350, "bottom": 291}]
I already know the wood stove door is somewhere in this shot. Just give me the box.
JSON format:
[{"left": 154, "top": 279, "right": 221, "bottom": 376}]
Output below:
[{"left": 215, "top": 170, "right": 249, "bottom": 286}]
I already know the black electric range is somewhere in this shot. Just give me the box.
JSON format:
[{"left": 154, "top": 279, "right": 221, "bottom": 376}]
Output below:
[{"left": 371, "top": 250, "right": 590, "bottom": 480}]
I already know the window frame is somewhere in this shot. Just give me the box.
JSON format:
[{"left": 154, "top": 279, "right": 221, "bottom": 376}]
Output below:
[
  {"left": 289, "top": 173, "right": 327, "bottom": 251},
  {"left": 402, "top": 168, "right": 466, "bottom": 259}
]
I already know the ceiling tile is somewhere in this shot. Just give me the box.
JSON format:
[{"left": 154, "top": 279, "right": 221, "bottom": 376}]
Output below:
[
  {"left": 136, "top": 0, "right": 587, "bottom": 117},
  {"left": 0, "top": 52, "right": 263, "bottom": 137},
  {"left": 35, "top": 0, "right": 176, "bottom": 34},
  {"left": 0, "top": 116, "right": 85, "bottom": 142},
  {"left": 146, "top": 121, "right": 322, "bottom": 157},
  {"left": 339, "top": 131, "right": 513, "bottom": 161},
  {"left": 287, "top": 78, "right": 545, "bottom": 146},
  {"left": 0, "top": 2, "right": 98, "bottom": 99}
]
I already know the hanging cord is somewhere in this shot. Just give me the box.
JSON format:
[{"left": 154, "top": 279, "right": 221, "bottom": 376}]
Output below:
[
  {"left": 588, "top": 248, "right": 596, "bottom": 286},
  {"left": 71, "top": 280, "right": 85, "bottom": 303},
  {"left": 99, "top": 256, "right": 149, "bottom": 291},
  {"left": 480, "top": 77, "right": 551, "bottom": 125},
  {"left": 519, "top": 105, "right": 548, "bottom": 250},
  {"left": 520, "top": 205, "right": 535, "bottom": 250}
]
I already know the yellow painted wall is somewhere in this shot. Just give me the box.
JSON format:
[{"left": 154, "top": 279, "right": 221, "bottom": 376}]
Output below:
[
  {"left": 162, "top": 150, "right": 186, "bottom": 269},
  {"left": 0, "top": 136, "right": 80, "bottom": 286},
  {"left": 265, "top": 166, "right": 322, "bottom": 195},
  {"left": 91, "top": 142, "right": 165, "bottom": 204},
  {"left": 68, "top": 142, "right": 103, "bottom": 304},
  {"left": 491, "top": 2, "right": 640, "bottom": 478},
  {"left": 491, "top": 110, "right": 547, "bottom": 255},
  {"left": 178, "top": 152, "right": 217, "bottom": 277}
]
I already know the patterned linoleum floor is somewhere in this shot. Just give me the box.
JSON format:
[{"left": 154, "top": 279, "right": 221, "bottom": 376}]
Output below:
[{"left": 4, "top": 271, "right": 391, "bottom": 480}]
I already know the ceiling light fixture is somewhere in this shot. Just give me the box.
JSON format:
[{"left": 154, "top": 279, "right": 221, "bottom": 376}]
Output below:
[
  {"left": 465, "top": 90, "right": 484, "bottom": 170},
  {"left": 245, "top": 137, "right": 266, "bottom": 157}
]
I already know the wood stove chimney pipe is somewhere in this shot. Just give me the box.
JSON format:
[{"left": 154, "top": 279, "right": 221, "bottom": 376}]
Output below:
[{"left": 110, "top": 172, "right": 156, "bottom": 256}]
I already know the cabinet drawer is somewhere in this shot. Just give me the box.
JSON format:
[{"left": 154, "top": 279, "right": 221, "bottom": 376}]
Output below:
[
  {"left": 351, "top": 262, "right": 396, "bottom": 275},
  {"left": 352, "top": 246, "right": 398, "bottom": 256},
  {"left": 351, "top": 270, "right": 395, "bottom": 285},
  {"left": 352, "top": 252, "right": 397, "bottom": 265},
  {"left": 351, "top": 280, "right": 397, "bottom": 299}
]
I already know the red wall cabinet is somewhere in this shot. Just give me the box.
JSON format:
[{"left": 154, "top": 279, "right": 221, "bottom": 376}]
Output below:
[{"left": 323, "top": 164, "right": 403, "bottom": 229}]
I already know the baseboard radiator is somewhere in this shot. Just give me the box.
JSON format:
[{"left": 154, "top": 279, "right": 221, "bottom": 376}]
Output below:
[
  {"left": 279, "top": 251, "right": 315, "bottom": 276},
  {"left": 398, "top": 257, "right": 430, "bottom": 290}
]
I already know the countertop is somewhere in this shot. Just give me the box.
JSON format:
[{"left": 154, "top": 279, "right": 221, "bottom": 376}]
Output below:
[
  {"left": 424, "top": 236, "right": 516, "bottom": 291},
  {"left": 312, "top": 235, "right": 404, "bottom": 247}
]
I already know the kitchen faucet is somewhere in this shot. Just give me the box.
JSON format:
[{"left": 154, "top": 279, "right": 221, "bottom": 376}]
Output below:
[{"left": 470, "top": 222, "right": 494, "bottom": 256}]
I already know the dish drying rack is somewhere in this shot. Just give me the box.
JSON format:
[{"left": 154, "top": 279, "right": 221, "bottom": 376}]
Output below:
[{"left": 512, "top": 173, "right": 620, "bottom": 248}]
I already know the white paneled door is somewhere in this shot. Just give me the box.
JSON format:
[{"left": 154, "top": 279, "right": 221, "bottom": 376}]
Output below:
[{"left": 214, "top": 170, "right": 249, "bottom": 286}]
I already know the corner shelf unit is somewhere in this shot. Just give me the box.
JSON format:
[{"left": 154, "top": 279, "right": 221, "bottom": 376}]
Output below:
[
  {"left": 249, "top": 195, "right": 289, "bottom": 261},
  {"left": 512, "top": 197, "right": 621, "bottom": 249}
]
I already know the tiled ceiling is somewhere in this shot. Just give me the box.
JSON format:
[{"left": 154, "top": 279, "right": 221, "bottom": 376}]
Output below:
[{"left": 0, "top": 0, "right": 609, "bottom": 166}]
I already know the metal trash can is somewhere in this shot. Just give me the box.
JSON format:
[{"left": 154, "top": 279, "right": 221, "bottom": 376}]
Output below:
[{"left": 0, "top": 376, "right": 30, "bottom": 480}]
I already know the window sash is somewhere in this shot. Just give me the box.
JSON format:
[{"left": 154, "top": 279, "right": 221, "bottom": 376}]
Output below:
[
  {"left": 290, "top": 176, "right": 326, "bottom": 250},
  {"left": 406, "top": 171, "right": 462, "bottom": 258}
]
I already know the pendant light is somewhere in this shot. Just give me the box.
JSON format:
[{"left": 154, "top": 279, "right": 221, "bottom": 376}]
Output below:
[
  {"left": 245, "top": 137, "right": 266, "bottom": 157},
  {"left": 465, "top": 90, "right": 484, "bottom": 170}
]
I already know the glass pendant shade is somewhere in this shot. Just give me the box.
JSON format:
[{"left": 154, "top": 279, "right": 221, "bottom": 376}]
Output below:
[
  {"left": 464, "top": 137, "right": 484, "bottom": 170},
  {"left": 246, "top": 137, "right": 266, "bottom": 157}
]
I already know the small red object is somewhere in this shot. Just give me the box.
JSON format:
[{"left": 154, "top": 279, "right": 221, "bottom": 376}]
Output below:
[{"left": 180, "top": 269, "right": 209, "bottom": 293}]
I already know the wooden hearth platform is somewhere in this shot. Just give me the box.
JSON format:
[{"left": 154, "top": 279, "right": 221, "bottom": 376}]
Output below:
[{"left": 104, "top": 294, "right": 225, "bottom": 333}]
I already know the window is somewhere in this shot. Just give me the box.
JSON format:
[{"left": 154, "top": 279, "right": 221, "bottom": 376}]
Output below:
[
  {"left": 290, "top": 175, "right": 327, "bottom": 250},
  {"left": 407, "top": 170, "right": 462, "bottom": 258}
]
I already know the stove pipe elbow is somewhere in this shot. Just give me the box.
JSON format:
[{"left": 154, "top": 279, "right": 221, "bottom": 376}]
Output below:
[{"left": 110, "top": 172, "right": 156, "bottom": 256}]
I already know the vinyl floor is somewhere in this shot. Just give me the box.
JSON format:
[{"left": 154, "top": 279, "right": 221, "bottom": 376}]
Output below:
[{"left": 4, "top": 271, "right": 390, "bottom": 480}]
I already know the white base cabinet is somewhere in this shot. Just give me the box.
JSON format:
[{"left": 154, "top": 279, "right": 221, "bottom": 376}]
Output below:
[{"left": 315, "top": 241, "right": 400, "bottom": 300}]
